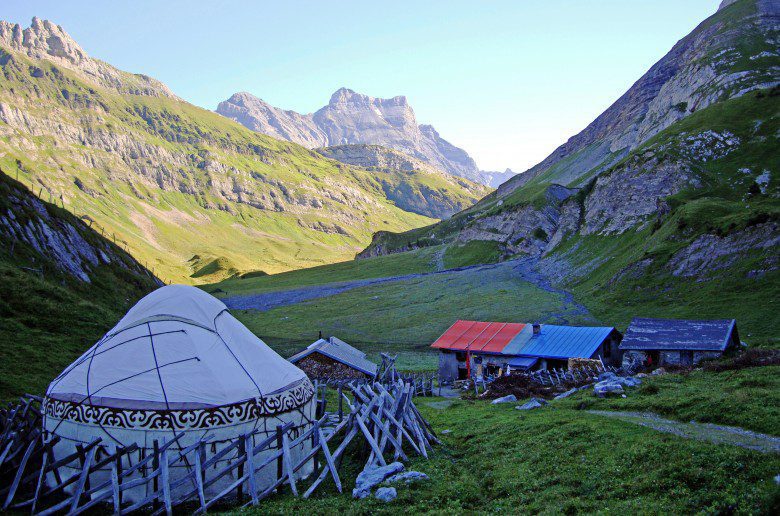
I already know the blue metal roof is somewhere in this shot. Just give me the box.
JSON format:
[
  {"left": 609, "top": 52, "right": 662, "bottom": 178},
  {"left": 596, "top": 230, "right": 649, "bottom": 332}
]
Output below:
[
  {"left": 506, "top": 356, "right": 538, "bottom": 368},
  {"left": 620, "top": 318, "right": 738, "bottom": 351},
  {"left": 289, "top": 337, "right": 378, "bottom": 377},
  {"left": 511, "top": 325, "right": 615, "bottom": 359}
]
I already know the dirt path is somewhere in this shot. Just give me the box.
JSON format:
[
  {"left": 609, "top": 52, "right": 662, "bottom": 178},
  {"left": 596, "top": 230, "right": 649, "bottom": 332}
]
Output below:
[
  {"left": 588, "top": 410, "right": 780, "bottom": 453},
  {"left": 223, "top": 258, "right": 593, "bottom": 321}
]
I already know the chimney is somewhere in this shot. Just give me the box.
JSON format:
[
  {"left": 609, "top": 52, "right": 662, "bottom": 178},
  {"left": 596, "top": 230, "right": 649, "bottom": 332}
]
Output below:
[{"left": 532, "top": 323, "right": 541, "bottom": 335}]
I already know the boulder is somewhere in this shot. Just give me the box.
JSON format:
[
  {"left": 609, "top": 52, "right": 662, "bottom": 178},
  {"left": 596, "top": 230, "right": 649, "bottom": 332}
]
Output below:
[
  {"left": 353, "top": 462, "right": 405, "bottom": 499},
  {"left": 491, "top": 394, "right": 517, "bottom": 404},
  {"left": 374, "top": 487, "right": 398, "bottom": 502},
  {"left": 554, "top": 388, "right": 578, "bottom": 400},
  {"left": 612, "top": 376, "right": 642, "bottom": 387},
  {"left": 651, "top": 368, "right": 667, "bottom": 376},
  {"left": 515, "top": 397, "right": 548, "bottom": 410},
  {"left": 594, "top": 381, "right": 625, "bottom": 398},
  {"left": 386, "top": 471, "right": 430, "bottom": 484},
  {"left": 597, "top": 371, "right": 617, "bottom": 382}
]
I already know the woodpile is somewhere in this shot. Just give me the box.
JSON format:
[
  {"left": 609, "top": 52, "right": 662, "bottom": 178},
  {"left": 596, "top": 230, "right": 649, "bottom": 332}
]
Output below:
[
  {"left": 568, "top": 357, "right": 604, "bottom": 371},
  {"left": 296, "top": 354, "right": 370, "bottom": 380}
]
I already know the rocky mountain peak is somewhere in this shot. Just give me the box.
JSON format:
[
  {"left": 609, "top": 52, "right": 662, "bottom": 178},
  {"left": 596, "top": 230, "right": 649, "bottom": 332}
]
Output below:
[
  {"left": 328, "top": 87, "right": 409, "bottom": 108},
  {"left": 0, "top": 18, "right": 87, "bottom": 65},
  {"left": 0, "top": 18, "right": 175, "bottom": 98},
  {"left": 219, "top": 88, "right": 487, "bottom": 183},
  {"left": 718, "top": 0, "right": 739, "bottom": 11}
]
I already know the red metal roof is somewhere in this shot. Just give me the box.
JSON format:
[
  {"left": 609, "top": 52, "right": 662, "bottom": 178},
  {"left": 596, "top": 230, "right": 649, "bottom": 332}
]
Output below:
[{"left": 431, "top": 320, "right": 527, "bottom": 353}]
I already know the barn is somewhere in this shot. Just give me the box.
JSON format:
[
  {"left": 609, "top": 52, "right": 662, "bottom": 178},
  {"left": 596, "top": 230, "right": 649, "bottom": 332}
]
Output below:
[
  {"left": 289, "top": 336, "right": 378, "bottom": 380},
  {"left": 619, "top": 317, "right": 741, "bottom": 368},
  {"left": 432, "top": 320, "right": 622, "bottom": 383}
]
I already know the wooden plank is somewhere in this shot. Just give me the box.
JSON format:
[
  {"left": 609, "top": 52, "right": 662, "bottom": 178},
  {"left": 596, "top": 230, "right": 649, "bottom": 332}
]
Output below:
[
  {"left": 30, "top": 443, "right": 48, "bottom": 514},
  {"left": 3, "top": 434, "right": 38, "bottom": 509},
  {"left": 316, "top": 425, "right": 342, "bottom": 493},
  {"left": 244, "top": 434, "right": 258, "bottom": 505},
  {"left": 111, "top": 460, "right": 121, "bottom": 514},
  {"left": 160, "top": 448, "right": 172, "bottom": 516},
  {"left": 302, "top": 426, "right": 358, "bottom": 498},
  {"left": 280, "top": 431, "right": 298, "bottom": 496},
  {"left": 193, "top": 443, "right": 206, "bottom": 510},
  {"left": 69, "top": 444, "right": 97, "bottom": 513}
]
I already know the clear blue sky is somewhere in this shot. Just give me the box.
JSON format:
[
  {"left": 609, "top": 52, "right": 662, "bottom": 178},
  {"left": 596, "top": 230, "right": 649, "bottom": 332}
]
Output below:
[{"left": 4, "top": 0, "right": 720, "bottom": 172}]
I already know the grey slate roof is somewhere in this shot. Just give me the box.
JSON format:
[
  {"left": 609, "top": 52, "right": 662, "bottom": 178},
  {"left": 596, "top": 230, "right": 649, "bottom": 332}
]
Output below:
[
  {"left": 619, "top": 318, "right": 738, "bottom": 352},
  {"left": 289, "top": 336, "right": 378, "bottom": 377}
]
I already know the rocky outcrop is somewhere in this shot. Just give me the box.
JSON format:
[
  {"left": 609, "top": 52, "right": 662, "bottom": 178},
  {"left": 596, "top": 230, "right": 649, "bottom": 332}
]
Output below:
[
  {"left": 0, "top": 175, "right": 154, "bottom": 283},
  {"left": 583, "top": 156, "right": 700, "bottom": 235},
  {"left": 668, "top": 221, "right": 780, "bottom": 278},
  {"left": 317, "top": 144, "right": 443, "bottom": 176},
  {"left": 217, "top": 88, "right": 487, "bottom": 184},
  {"left": 0, "top": 18, "right": 175, "bottom": 98}
]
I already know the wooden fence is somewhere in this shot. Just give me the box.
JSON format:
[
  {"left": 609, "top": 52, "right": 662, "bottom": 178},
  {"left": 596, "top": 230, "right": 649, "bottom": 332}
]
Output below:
[{"left": 1, "top": 381, "right": 436, "bottom": 514}]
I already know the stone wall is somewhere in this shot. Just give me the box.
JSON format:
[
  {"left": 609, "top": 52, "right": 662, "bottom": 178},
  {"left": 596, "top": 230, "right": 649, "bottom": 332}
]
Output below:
[{"left": 438, "top": 351, "right": 461, "bottom": 383}]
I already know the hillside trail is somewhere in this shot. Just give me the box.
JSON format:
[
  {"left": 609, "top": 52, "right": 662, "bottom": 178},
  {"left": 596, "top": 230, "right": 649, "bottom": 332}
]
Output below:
[
  {"left": 588, "top": 410, "right": 780, "bottom": 454},
  {"left": 223, "top": 256, "right": 592, "bottom": 322}
]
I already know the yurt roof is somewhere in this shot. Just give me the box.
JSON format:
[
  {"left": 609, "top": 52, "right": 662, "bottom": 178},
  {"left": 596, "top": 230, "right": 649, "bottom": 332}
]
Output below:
[{"left": 46, "top": 285, "right": 310, "bottom": 410}]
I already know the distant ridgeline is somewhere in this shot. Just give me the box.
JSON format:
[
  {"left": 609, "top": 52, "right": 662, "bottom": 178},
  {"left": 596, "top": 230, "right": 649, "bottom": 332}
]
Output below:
[
  {"left": 360, "top": 0, "right": 780, "bottom": 342},
  {"left": 0, "top": 169, "right": 159, "bottom": 399},
  {"left": 0, "top": 18, "right": 486, "bottom": 284}
]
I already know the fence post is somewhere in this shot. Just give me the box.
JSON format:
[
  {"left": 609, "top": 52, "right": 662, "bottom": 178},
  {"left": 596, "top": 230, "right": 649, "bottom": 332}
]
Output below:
[
  {"left": 276, "top": 426, "right": 284, "bottom": 493},
  {"left": 237, "top": 436, "right": 245, "bottom": 502},
  {"left": 152, "top": 440, "right": 160, "bottom": 513}
]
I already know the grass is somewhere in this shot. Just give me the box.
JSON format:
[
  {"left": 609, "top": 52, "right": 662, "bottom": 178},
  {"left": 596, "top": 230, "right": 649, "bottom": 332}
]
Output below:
[
  {"left": 247, "top": 367, "right": 780, "bottom": 514},
  {"left": 561, "top": 365, "right": 780, "bottom": 435},
  {"left": 207, "top": 246, "right": 444, "bottom": 297},
  {"left": 232, "top": 261, "right": 590, "bottom": 362},
  {"left": 442, "top": 240, "right": 502, "bottom": 268}
]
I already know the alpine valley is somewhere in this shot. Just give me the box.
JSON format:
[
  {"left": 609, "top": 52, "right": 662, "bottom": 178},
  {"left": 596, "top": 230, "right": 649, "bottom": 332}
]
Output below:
[{"left": 0, "top": 18, "right": 489, "bottom": 283}]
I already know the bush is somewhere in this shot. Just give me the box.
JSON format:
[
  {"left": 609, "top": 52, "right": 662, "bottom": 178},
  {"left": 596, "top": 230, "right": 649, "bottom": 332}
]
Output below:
[{"left": 703, "top": 348, "right": 780, "bottom": 372}]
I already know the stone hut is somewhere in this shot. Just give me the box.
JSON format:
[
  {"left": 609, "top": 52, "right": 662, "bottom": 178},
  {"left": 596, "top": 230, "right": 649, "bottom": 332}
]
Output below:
[{"left": 619, "top": 317, "right": 741, "bottom": 368}]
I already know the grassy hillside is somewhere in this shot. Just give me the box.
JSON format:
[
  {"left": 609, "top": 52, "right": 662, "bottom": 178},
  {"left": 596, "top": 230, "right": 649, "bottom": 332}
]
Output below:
[
  {"left": 0, "top": 36, "right": 491, "bottom": 283},
  {"left": 253, "top": 366, "right": 780, "bottom": 514},
  {"left": 0, "top": 172, "right": 158, "bottom": 399}
]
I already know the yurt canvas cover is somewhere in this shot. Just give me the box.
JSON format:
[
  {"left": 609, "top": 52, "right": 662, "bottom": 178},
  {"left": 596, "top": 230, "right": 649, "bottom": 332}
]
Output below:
[{"left": 42, "top": 285, "right": 315, "bottom": 501}]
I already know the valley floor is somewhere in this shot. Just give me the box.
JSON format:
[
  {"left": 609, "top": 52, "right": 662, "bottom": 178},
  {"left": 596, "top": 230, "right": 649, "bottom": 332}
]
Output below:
[{"left": 210, "top": 253, "right": 595, "bottom": 366}]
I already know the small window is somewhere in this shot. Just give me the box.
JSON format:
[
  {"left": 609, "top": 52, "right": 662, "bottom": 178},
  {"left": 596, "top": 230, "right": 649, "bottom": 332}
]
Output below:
[{"left": 603, "top": 343, "right": 612, "bottom": 359}]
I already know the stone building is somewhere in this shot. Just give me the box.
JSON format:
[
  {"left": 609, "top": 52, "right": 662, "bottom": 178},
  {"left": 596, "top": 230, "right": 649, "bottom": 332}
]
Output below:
[{"left": 619, "top": 317, "right": 741, "bottom": 368}]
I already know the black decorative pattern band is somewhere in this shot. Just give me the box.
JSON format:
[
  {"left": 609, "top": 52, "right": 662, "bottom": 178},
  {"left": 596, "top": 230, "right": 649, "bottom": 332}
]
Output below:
[{"left": 43, "top": 380, "right": 315, "bottom": 430}]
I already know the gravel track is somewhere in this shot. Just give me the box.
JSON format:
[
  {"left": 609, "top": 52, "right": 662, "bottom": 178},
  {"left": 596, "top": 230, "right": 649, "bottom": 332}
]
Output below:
[{"left": 588, "top": 410, "right": 780, "bottom": 453}]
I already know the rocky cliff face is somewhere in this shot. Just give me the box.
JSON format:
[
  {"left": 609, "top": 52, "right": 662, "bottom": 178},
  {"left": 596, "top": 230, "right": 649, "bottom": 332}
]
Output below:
[
  {"left": 0, "top": 172, "right": 156, "bottom": 283},
  {"left": 215, "top": 92, "right": 327, "bottom": 148},
  {"left": 217, "top": 88, "right": 486, "bottom": 184}
]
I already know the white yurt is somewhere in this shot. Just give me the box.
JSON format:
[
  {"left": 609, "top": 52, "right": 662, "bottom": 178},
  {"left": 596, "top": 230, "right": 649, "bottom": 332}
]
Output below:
[{"left": 42, "top": 285, "right": 315, "bottom": 502}]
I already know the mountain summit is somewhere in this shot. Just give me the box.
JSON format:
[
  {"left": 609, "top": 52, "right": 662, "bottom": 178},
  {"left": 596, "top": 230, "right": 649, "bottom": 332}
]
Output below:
[
  {"left": 0, "top": 17, "right": 174, "bottom": 98},
  {"left": 217, "top": 88, "right": 485, "bottom": 183}
]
